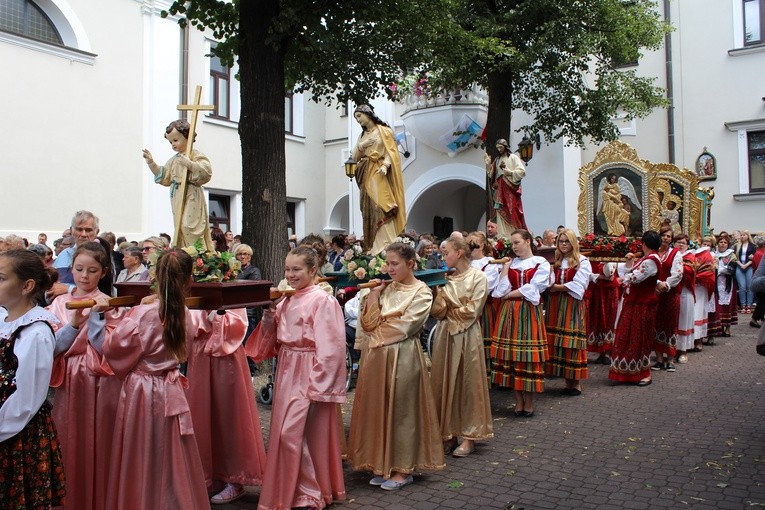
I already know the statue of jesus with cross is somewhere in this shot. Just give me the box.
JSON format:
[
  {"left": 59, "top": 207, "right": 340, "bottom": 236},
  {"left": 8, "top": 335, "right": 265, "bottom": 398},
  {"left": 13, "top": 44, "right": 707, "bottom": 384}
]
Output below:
[{"left": 142, "top": 86, "right": 215, "bottom": 251}]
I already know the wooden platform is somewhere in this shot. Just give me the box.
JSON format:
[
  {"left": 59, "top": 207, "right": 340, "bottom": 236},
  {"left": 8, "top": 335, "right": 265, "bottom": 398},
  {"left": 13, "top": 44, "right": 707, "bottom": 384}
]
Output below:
[
  {"left": 325, "top": 268, "right": 449, "bottom": 290},
  {"left": 114, "top": 280, "right": 273, "bottom": 310}
]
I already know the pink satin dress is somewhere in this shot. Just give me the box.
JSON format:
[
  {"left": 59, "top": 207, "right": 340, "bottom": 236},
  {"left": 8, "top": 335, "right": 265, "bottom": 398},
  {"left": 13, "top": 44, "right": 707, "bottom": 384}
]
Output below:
[
  {"left": 186, "top": 308, "right": 267, "bottom": 488},
  {"left": 246, "top": 285, "right": 347, "bottom": 510},
  {"left": 102, "top": 302, "right": 209, "bottom": 510},
  {"left": 47, "top": 289, "right": 123, "bottom": 510}
]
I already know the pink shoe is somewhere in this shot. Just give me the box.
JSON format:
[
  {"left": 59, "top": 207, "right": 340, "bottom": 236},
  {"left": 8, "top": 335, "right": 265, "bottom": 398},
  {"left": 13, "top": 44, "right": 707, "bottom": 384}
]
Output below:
[{"left": 211, "top": 483, "right": 245, "bottom": 505}]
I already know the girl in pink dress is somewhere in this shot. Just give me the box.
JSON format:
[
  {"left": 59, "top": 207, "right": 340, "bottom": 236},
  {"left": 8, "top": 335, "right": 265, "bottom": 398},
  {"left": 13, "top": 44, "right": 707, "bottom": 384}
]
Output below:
[
  {"left": 47, "top": 241, "right": 123, "bottom": 510},
  {"left": 97, "top": 250, "right": 209, "bottom": 509},
  {"left": 246, "top": 246, "right": 347, "bottom": 510},
  {"left": 185, "top": 307, "right": 267, "bottom": 504},
  {"left": 0, "top": 249, "right": 66, "bottom": 508}
]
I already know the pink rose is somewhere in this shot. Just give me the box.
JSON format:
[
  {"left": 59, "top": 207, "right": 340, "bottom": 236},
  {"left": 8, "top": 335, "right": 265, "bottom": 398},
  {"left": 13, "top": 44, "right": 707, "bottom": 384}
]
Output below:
[
  {"left": 379, "top": 263, "right": 389, "bottom": 274},
  {"left": 354, "top": 267, "right": 367, "bottom": 279},
  {"left": 347, "top": 261, "right": 358, "bottom": 271}
]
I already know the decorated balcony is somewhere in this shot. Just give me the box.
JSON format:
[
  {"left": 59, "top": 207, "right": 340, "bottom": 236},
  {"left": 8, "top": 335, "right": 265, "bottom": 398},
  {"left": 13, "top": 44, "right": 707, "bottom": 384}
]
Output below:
[{"left": 399, "top": 84, "right": 488, "bottom": 158}]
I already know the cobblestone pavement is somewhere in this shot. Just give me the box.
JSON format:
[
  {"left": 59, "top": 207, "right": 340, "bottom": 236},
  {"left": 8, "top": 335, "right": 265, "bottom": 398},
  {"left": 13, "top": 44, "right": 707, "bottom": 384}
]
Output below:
[{"left": 220, "top": 319, "right": 765, "bottom": 509}]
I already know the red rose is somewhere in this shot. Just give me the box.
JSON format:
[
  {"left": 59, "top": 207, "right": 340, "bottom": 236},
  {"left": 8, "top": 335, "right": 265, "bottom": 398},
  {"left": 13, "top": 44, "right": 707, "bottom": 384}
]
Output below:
[
  {"left": 196, "top": 258, "right": 204, "bottom": 268},
  {"left": 619, "top": 235, "right": 627, "bottom": 243},
  {"left": 586, "top": 233, "right": 595, "bottom": 242}
]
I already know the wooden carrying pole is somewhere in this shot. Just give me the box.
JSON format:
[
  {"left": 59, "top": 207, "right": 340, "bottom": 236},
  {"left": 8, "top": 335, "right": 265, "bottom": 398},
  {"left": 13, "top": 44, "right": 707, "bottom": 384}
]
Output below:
[
  {"left": 173, "top": 85, "right": 214, "bottom": 245},
  {"left": 66, "top": 295, "right": 206, "bottom": 310}
]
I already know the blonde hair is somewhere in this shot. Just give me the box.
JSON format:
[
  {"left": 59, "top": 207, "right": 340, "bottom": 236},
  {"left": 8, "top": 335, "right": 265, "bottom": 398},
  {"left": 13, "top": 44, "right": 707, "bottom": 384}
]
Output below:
[
  {"left": 467, "top": 231, "right": 492, "bottom": 257},
  {"left": 446, "top": 235, "right": 471, "bottom": 263},
  {"left": 553, "top": 229, "right": 581, "bottom": 270}
]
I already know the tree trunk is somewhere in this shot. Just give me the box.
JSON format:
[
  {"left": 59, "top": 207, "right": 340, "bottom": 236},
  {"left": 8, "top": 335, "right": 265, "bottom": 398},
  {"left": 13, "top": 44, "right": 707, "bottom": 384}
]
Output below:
[
  {"left": 484, "top": 69, "right": 514, "bottom": 223},
  {"left": 238, "top": 0, "right": 288, "bottom": 283}
]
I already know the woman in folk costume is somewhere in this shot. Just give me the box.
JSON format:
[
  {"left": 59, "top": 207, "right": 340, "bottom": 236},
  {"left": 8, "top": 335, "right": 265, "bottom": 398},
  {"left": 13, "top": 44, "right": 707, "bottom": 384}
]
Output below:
[
  {"left": 247, "top": 246, "right": 347, "bottom": 509},
  {"left": 95, "top": 250, "right": 209, "bottom": 509},
  {"left": 351, "top": 105, "right": 407, "bottom": 254},
  {"left": 672, "top": 236, "right": 697, "bottom": 361},
  {"left": 544, "top": 229, "right": 592, "bottom": 395},
  {"left": 586, "top": 261, "right": 620, "bottom": 364},
  {"left": 467, "top": 231, "right": 502, "bottom": 376},
  {"left": 708, "top": 234, "right": 738, "bottom": 338},
  {"left": 430, "top": 236, "right": 492, "bottom": 458},
  {"left": 608, "top": 231, "right": 662, "bottom": 386},
  {"left": 652, "top": 226, "right": 684, "bottom": 372},
  {"left": 46, "top": 241, "right": 124, "bottom": 510},
  {"left": 491, "top": 229, "right": 550, "bottom": 417},
  {"left": 694, "top": 237, "right": 717, "bottom": 348},
  {"left": 0, "top": 250, "right": 66, "bottom": 509},
  {"left": 185, "top": 306, "right": 267, "bottom": 505},
  {"left": 349, "top": 242, "right": 444, "bottom": 490}
]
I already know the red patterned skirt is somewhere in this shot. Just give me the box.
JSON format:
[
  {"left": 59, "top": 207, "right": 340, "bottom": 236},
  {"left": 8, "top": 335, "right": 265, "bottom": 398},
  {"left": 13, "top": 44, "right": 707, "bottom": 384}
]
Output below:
[
  {"left": 490, "top": 299, "right": 547, "bottom": 392},
  {"left": 481, "top": 297, "right": 499, "bottom": 377},
  {"left": 586, "top": 282, "right": 619, "bottom": 354},
  {"left": 0, "top": 401, "right": 66, "bottom": 509},
  {"left": 653, "top": 291, "right": 679, "bottom": 356},
  {"left": 609, "top": 300, "right": 658, "bottom": 383},
  {"left": 545, "top": 293, "right": 588, "bottom": 381},
  {"left": 709, "top": 278, "right": 738, "bottom": 336}
]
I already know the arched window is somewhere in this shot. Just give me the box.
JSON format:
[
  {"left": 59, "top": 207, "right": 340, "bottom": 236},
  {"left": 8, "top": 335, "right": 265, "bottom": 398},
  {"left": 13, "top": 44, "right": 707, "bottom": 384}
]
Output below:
[{"left": 0, "top": 0, "right": 62, "bottom": 45}]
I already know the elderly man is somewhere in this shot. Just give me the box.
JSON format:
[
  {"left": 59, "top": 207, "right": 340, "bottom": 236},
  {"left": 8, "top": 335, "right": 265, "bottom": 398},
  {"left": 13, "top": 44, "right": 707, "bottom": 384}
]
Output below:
[
  {"left": 541, "top": 229, "right": 557, "bottom": 247},
  {"left": 47, "top": 210, "right": 100, "bottom": 300}
]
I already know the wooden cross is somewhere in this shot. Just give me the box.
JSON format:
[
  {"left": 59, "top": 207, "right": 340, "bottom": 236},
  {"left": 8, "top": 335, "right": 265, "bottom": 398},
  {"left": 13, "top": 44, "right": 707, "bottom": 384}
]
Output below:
[{"left": 174, "top": 85, "right": 214, "bottom": 245}]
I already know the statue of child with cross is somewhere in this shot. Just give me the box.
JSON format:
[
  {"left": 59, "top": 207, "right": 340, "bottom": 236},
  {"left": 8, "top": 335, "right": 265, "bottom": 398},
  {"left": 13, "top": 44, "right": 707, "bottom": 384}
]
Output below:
[{"left": 142, "top": 87, "right": 215, "bottom": 251}]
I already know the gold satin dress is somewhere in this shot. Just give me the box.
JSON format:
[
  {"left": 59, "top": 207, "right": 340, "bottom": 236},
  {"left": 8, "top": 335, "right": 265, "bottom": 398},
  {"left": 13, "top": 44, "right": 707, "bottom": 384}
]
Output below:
[
  {"left": 348, "top": 280, "right": 445, "bottom": 477},
  {"left": 430, "top": 267, "right": 493, "bottom": 441}
]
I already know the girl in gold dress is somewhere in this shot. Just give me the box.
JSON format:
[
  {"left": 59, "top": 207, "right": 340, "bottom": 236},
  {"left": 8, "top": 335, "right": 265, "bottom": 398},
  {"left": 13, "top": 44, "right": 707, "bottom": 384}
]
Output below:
[
  {"left": 431, "top": 236, "right": 492, "bottom": 458},
  {"left": 348, "top": 242, "right": 444, "bottom": 490}
]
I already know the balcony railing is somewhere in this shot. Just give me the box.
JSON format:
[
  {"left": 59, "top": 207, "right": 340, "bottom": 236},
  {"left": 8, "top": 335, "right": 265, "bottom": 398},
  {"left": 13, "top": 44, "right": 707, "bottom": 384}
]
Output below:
[{"left": 401, "top": 84, "right": 489, "bottom": 114}]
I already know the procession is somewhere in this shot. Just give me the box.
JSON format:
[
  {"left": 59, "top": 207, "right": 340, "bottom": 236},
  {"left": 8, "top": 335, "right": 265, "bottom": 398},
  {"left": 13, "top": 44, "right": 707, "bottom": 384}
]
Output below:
[{"left": 3, "top": 0, "right": 765, "bottom": 509}]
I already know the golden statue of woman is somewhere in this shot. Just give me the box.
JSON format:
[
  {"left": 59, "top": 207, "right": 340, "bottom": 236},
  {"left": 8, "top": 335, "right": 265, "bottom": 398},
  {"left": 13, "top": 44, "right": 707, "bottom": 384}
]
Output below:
[{"left": 351, "top": 105, "right": 407, "bottom": 254}]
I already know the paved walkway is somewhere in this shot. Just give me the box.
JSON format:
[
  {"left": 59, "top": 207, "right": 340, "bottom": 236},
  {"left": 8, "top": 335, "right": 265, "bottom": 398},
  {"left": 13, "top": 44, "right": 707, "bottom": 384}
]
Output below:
[{"left": 221, "top": 319, "right": 765, "bottom": 509}]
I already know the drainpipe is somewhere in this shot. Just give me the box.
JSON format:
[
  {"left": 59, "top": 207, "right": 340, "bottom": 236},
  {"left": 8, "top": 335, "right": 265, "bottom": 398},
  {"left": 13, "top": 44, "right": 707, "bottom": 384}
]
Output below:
[{"left": 664, "top": 0, "right": 675, "bottom": 163}]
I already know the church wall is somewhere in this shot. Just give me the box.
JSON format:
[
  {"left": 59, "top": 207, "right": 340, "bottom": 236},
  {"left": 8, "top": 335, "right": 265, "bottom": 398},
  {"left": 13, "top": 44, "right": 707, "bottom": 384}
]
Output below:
[{"left": 0, "top": 0, "right": 145, "bottom": 241}]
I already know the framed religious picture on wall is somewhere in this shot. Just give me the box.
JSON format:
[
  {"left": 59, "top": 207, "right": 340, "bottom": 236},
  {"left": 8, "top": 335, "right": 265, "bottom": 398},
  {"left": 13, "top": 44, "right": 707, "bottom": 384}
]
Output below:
[{"left": 695, "top": 148, "right": 716, "bottom": 181}]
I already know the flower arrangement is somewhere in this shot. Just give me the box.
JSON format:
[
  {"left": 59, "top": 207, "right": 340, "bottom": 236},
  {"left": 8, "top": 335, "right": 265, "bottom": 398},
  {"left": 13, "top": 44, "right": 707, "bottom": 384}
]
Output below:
[
  {"left": 492, "top": 237, "right": 514, "bottom": 259},
  {"left": 340, "top": 236, "right": 426, "bottom": 281},
  {"left": 146, "top": 239, "right": 241, "bottom": 283},
  {"left": 386, "top": 71, "right": 429, "bottom": 101},
  {"left": 578, "top": 234, "right": 643, "bottom": 258}
]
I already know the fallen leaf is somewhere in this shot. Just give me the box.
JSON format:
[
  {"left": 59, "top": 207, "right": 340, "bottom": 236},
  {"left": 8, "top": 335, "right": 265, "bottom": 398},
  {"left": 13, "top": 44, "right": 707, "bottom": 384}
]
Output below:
[{"left": 447, "top": 481, "right": 464, "bottom": 489}]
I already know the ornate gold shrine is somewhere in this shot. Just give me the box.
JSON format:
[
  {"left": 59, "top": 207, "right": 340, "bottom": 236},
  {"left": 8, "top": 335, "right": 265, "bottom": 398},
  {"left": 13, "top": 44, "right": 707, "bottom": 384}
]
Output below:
[{"left": 578, "top": 141, "right": 710, "bottom": 239}]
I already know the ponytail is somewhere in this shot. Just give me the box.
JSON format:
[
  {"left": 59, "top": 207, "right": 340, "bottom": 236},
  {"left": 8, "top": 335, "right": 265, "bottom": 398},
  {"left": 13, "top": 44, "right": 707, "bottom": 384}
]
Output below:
[{"left": 155, "top": 250, "right": 193, "bottom": 362}]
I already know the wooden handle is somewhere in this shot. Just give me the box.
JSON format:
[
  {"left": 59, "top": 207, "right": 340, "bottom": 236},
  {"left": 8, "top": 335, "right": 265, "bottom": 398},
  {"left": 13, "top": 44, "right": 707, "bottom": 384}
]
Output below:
[
  {"left": 65, "top": 295, "right": 208, "bottom": 310},
  {"left": 65, "top": 296, "right": 138, "bottom": 310},
  {"left": 358, "top": 280, "right": 383, "bottom": 289},
  {"left": 269, "top": 288, "right": 297, "bottom": 300},
  {"left": 489, "top": 257, "right": 510, "bottom": 264},
  {"left": 317, "top": 276, "right": 336, "bottom": 283}
]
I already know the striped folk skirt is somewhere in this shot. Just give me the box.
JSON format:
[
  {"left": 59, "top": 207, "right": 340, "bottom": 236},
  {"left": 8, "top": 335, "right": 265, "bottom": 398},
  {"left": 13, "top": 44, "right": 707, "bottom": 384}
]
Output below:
[
  {"left": 545, "top": 293, "right": 588, "bottom": 381},
  {"left": 490, "top": 298, "right": 547, "bottom": 392},
  {"left": 481, "top": 297, "right": 500, "bottom": 378}
]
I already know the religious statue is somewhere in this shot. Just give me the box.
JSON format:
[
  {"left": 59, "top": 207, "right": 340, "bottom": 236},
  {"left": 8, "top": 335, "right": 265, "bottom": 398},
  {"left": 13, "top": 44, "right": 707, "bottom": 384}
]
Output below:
[
  {"left": 142, "top": 119, "right": 214, "bottom": 251},
  {"left": 484, "top": 139, "right": 527, "bottom": 238},
  {"left": 351, "top": 105, "right": 407, "bottom": 254}
]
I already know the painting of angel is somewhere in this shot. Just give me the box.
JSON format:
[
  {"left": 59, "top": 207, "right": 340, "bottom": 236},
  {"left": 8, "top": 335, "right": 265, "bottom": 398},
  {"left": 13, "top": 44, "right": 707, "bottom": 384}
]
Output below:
[{"left": 595, "top": 171, "right": 643, "bottom": 236}]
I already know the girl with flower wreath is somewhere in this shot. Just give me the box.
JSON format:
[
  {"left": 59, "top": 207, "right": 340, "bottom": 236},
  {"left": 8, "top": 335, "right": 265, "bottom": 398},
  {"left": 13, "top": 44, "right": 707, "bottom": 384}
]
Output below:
[{"left": 0, "top": 249, "right": 66, "bottom": 508}]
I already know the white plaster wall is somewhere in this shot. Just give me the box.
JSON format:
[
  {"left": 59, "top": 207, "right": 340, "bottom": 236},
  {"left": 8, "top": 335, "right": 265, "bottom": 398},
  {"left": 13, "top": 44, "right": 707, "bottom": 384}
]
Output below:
[{"left": 0, "top": 0, "right": 145, "bottom": 240}]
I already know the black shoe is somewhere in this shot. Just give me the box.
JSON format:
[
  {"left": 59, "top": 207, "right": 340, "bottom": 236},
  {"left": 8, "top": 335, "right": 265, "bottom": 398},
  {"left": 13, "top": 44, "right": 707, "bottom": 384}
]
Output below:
[
  {"left": 650, "top": 362, "right": 665, "bottom": 371},
  {"left": 666, "top": 363, "right": 676, "bottom": 372},
  {"left": 751, "top": 320, "right": 762, "bottom": 329},
  {"left": 636, "top": 378, "right": 652, "bottom": 387},
  {"left": 600, "top": 355, "right": 612, "bottom": 365}
]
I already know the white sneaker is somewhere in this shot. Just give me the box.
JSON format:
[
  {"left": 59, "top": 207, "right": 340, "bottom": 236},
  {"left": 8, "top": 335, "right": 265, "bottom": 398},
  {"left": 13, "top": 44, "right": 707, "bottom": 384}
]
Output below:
[{"left": 211, "top": 483, "right": 245, "bottom": 504}]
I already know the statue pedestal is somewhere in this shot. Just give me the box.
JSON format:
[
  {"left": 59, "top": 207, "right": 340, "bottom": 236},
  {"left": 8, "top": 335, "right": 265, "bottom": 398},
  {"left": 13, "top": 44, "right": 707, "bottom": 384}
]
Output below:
[
  {"left": 325, "top": 268, "right": 449, "bottom": 290},
  {"left": 114, "top": 280, "right": 273, "bottom": 310}
]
